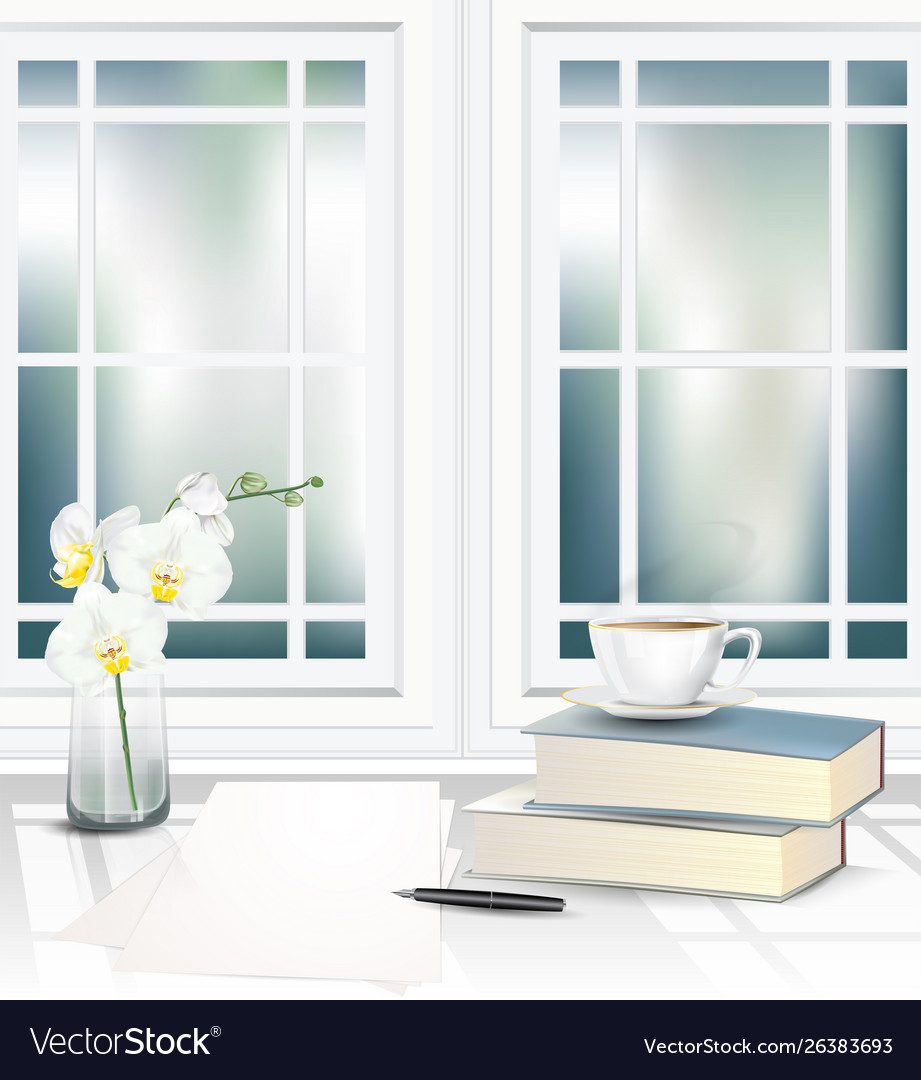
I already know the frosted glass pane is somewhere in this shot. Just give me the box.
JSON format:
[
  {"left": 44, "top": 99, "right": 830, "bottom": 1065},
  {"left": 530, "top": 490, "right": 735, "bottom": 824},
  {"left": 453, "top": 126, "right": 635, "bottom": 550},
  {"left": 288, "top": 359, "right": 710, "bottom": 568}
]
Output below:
[
  {"left": 96, "top": 124, "right": 288, "bottom": 352},
  {"left": 305, "top": 61, "right": 365, "bottom": 106},
  {"left": 165, "top": 622, "right": 287, "bottom": 659},
  {"left": 847, "top": 369, "right": 907, "bottom": 602},
  {"left": 560, "top": 369, "right": 619, "bottom": 602},
  {"left": 560, "top": 61, "right": 620, "bottom": 106},
  {"left": 637, "top": 124, "right": 829, "bottom": 351},
  {"left": 847, "top": 622, "right": 907, "bottom": 659},
  {"left": 19, "top": 367, "right": 77, "bottom": 602},
  {"left": 96, "top": 61, "right": 287, "bottom": 106},
  {"left": 847, "top": 125, "right": 907, "bottom": 351},
  {"left": 19, "top": 124, "right": 78, "bottom": 352},
  {"left": 847, "top": 61, "right": 907, "bottom": 106},
  {"left": 304, "top": 368, "right": 365, "bottom": 603},
  {"left": 560, "top": 123, "right": 620, "bottom": 351},
  {"left": 305, "top": 622, "right": 366, "bottom": 659},
  {"left": 638, "top": 368, "right": 829, "bottom": 603},
  {"left": 96, "top": 367, "right": 289, "bottom": 603},
  {"left": 638, "top": 61, "right": 828, "bottom": 106},
  {"left": 19, "top": 61, "right": 78, "bottom": 106},
  {"left": 304, "top": 123, "right": 366, "bottom": 353}
]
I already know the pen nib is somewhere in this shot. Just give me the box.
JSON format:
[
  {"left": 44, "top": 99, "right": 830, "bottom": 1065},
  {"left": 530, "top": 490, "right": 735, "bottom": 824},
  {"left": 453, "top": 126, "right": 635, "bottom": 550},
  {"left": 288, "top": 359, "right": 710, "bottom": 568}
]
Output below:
[{"left": 393, "top": 889, "right": 414, "bottom": 898}]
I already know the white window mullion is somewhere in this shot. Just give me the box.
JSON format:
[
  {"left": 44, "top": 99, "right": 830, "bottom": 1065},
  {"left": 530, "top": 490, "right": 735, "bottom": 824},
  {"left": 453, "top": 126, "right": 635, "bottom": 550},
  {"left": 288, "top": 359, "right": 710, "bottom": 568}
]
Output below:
[
  {"left": 619, "top": 58, "right": 637, "bottom": 614},
  {"left": 829, "top": 56, "right": 848, "bottom": 663},
  {"left": 287, "top": 56, "right": 307, "bottom": 663},
  {"left": 78, "top": 60, "right": 95, "bottom": 520}
]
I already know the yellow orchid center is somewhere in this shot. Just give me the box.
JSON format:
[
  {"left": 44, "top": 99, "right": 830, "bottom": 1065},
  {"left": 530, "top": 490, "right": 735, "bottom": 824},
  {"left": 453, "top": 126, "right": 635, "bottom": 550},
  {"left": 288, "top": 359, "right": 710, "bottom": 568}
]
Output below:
[
  {"left": 151, "top": 561, "right": 184, "bottom": 602},
  {"left": 51, "top": 543, "right": 94, "bottom": 588},
  {"left": 94, "top": 635, "right": 130, "bottom": 675}
]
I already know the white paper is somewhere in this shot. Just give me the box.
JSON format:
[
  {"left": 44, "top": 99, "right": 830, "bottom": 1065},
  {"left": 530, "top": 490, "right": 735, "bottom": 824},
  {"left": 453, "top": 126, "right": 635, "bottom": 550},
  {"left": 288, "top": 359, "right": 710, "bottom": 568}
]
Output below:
[
  {"left": 56, "top": 801, "right": 458, "bottom": 951},
  {"left": 108, "top": 781, "right": 443, "bottom": 983}
]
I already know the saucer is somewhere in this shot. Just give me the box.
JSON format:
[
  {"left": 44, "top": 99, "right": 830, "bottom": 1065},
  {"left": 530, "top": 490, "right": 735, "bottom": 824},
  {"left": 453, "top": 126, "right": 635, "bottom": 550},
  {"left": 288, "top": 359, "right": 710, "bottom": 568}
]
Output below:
[{"left": 560, "top": 685, "right": 758, "bottom": 720}]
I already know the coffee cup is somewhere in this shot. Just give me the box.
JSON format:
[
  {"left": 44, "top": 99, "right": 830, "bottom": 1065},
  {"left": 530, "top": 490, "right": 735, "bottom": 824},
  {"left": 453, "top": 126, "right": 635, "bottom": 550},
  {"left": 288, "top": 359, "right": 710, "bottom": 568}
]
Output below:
[{"left": 588, "top": 617, "right": 761, "bottom": 707}]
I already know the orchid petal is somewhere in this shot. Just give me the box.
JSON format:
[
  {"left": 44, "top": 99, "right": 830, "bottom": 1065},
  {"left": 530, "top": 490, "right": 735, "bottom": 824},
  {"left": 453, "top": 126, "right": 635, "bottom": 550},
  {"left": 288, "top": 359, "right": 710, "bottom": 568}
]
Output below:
[
  {"left": 99, "top": 505, "right": 141, "bottom": 547},
  {"left": 172, "top": 598, "right": 209, "bottom": 621},
  {"left": 200, "top": 511, "right": 234, "bottom": 547},
  {"left": 50, "top": 503, "right": 93, "bottom": 557}
]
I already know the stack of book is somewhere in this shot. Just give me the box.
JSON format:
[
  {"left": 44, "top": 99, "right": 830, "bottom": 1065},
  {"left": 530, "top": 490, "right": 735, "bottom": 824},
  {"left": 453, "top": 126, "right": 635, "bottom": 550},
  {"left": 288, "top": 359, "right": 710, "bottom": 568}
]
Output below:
[{"left": 462, "top": 704, "right": 884, "bottom": 902}]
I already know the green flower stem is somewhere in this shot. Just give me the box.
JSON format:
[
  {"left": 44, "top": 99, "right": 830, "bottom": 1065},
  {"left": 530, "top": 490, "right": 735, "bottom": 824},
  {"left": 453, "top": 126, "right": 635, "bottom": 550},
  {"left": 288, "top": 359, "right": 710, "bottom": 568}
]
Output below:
[
  {"left": 161, "top": 478, "right": 320, "bottom": 521},
  {"left": 225, "top": 478, "right": 321, "bottom": 504},
  {"left": 114, "top": 672, "right": 138, "bottom": 813}
]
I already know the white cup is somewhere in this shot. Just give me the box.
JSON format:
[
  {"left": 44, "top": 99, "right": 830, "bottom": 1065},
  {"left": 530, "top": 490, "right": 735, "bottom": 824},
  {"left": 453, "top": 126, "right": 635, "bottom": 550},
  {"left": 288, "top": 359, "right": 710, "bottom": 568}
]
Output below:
[{"left": 588, "top": 617, "right": 762, "bottom": 707}]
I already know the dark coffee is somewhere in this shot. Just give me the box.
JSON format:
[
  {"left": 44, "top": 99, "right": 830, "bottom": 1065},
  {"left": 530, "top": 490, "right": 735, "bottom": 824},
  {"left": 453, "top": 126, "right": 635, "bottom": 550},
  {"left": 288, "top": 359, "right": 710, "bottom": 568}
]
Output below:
[{"left": 598, "top": 621, "right": 719, "bottom": 631}]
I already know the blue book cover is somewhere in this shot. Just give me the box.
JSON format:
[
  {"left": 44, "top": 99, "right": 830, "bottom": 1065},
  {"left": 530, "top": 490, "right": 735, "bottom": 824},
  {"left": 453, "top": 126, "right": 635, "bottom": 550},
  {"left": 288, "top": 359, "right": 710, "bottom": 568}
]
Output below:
[
  {"left": 522, "top": 703, "right": 882, "bottom": 759},
  {"left": 522, "top": 704, "right": 884, "bottom": 826}
]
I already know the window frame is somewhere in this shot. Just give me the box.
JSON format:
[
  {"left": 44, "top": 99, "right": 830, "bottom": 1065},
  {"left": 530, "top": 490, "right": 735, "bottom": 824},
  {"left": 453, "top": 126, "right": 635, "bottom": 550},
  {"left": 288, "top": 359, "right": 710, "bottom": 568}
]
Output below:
[
  {"left": 0, "top": 7, "right": 461, "bottom": 757},
  {"left": 470, "top": 9, "right": 921, "bottom": 754}
]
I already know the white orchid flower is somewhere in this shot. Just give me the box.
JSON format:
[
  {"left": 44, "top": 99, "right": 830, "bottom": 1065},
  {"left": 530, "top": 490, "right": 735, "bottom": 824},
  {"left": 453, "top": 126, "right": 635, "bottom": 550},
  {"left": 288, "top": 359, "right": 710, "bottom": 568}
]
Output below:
[
  {"left": 105, "top": 507, "right": 233, "bottom": 620},
  {"left": 45, "top": 582, "right": 168, "bottom": 697},
  {"left": 49, "top": 503, "right": 140, "bottom": 589},
  {"left": 175, "top": 471, "right": 234, "bottom": 548}
]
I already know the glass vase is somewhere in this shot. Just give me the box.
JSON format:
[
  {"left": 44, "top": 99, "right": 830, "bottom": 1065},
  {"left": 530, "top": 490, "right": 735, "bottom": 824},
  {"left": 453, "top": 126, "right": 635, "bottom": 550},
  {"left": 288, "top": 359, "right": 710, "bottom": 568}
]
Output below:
[{"left": 66, "top": 672, "right": 170, "bottom": 829}]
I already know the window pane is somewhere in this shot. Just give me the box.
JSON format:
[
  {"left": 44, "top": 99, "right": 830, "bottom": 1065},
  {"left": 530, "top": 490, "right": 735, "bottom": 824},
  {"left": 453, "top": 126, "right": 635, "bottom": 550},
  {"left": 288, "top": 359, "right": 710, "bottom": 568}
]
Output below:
[
  {"left": 847, "top": 125, "right": 907, "bottom": 351},
  {"left": 95, "top": 124, "right": 288, "bottom": 352},
  {"left": 725, "top": 621, "right": 829, "bottom": 660},
  {"left": 96, "top": 367, "right": 289, "bottom": 603},
  {"left": 560, "top": 621, "right": 592, "bottom": 660},
  {"left": 305, "top": 621, "right": 366, "bottom": 659},
  {"left": 165, "top": 622, "right": 287, "bottom": 659},
  {"left": 19, "top": 367, "right": 77, "bottom": 603},
  {"left": 304, "top": 368, "right": 365, "bottom": 603},
  {"left": 638, "top": 368, "right": 829, "bottom": 603},
  {"left": 19, "top": 61, "right": 78, "bottom": 106},
  {"left": 560, "top": 61, "right": 619, "bottom": 107},
  {"left": 637, "top": 124, "right": 829, "bottom": 351},
  {"left": 560, "top": 369, "right": 619, "bottom": 602},
  {"left": 305, "top": 61, "right": 365, "bottom": 106},
  {"left": 560, "top": 123, "right": 620, "bottom": 351},
  {"left": 96, "top": 61, "right": 287, "bottom": 106},
  {"left": 304, "top": 123, "right": 366, "bottom": 353},
  {"left": 847, "top": 61, "right": 907, "bottom": 106},
  {"left": 638, "top": 61, "right": 828, "bottom": 106},
  {"left": 847, "top": 622, "right": 907, "bottom": 659},
  {"left": 847, "top": 369, "right": 907, "bottom": 602},
  {"left": 19, "top": 124, "right": 78, "bottom": 353},
  {"left": 18, "top": 622, "right": 56, "bottom": 659},
  {"left": 562, "top": 620, "right": 832, "bottom": 661}
]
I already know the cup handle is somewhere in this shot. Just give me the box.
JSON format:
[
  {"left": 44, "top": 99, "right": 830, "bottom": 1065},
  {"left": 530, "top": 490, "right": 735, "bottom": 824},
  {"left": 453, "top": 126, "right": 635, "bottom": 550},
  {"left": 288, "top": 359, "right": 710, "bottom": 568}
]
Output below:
[{"left": 705, "top": 627, "right": 762, "bottom": 692}]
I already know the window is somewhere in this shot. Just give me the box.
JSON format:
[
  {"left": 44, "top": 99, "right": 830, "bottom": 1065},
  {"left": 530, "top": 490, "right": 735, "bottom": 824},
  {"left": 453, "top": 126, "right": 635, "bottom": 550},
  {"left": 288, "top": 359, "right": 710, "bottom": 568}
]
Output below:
[
  {"left": 2, "top": 15, "right": 458, "bottom": 754},
  {"left": 475, "top": 19, "right": 919, "bottom": 749}
]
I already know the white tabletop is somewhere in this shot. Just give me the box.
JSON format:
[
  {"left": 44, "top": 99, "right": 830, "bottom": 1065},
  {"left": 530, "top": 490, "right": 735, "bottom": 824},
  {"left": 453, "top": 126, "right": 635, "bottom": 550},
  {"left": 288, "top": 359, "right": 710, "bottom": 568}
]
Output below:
[{"left": 2, "top": 769, "right": 919, "bottom": 1001}]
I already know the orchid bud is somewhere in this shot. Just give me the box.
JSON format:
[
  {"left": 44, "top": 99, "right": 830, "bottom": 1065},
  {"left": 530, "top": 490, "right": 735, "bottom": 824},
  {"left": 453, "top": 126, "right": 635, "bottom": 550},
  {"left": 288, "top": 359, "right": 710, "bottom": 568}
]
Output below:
[
  {"left": 240, "top": 471, "right": 268, "bottom": 494},
  {"left": 284, "top": 491, "right": 304, "bottom": 507},
  {"left": 310, "top": 477, "right": 324, "bottom": 488},
  {"left": 175, "top": 472, "right": 227, "bottom": 515}
]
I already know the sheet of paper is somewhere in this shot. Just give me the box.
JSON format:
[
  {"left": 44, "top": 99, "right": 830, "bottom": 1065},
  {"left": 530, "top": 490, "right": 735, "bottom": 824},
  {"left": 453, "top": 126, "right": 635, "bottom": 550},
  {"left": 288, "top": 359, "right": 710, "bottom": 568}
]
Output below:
[
  {"left": 56, "top": 800, "right": 459, "bottom": 950},
  {"left": 107, "top": 781, "right": 442, "bottom": 983}
]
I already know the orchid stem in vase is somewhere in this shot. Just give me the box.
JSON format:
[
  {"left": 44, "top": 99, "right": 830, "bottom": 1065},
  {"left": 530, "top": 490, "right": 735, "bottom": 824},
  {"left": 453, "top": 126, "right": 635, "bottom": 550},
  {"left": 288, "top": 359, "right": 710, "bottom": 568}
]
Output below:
[{"left": 114, "top": 672, "right": 138, "bottom": 812}]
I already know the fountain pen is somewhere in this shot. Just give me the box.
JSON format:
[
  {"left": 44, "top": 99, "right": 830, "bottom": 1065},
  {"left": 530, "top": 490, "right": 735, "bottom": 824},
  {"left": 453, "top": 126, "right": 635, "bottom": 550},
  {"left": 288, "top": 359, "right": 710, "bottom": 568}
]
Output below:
[{"left": 394, "top": 887, "right": 565, "bottom": 911}]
